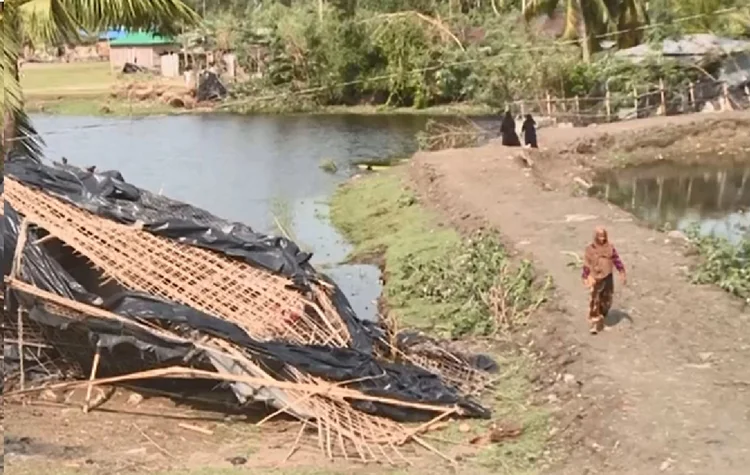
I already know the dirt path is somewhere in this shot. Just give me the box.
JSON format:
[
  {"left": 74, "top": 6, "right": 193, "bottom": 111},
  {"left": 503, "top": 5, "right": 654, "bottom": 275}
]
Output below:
[{"left": 411, "top": 111, "right": 750, "bottom": 475}]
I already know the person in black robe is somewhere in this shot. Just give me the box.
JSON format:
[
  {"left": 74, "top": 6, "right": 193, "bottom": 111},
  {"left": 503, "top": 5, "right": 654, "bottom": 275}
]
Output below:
[
  {"left": 521, "top": 114, "right": 538, "bottom": 148},
  {"left": 500, "top": 111, "right": 521, "bottom": 146}
]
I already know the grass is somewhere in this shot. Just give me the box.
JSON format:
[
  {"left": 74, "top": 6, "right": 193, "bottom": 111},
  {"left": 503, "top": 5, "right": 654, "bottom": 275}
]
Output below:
[
  {"left": 329, "top": 169, "right": 551, "bottom": 474},
  {"left": 319, "top": 158, "right": 338, "bottom": 173},
  {"left": 25, "top": 96, "right": 178, "bottom": 116},
  {"left": 20, "top": 61, "right": 114, "bottom": 97},
  {"left": 687, "top": 227, "right": 750, "bottom": 304},
  {"left": 20, "top": 61, "right": 187, "bottom": 117},
  {"left": 330, "top": 171, "right": 461, "bottom": 331}
]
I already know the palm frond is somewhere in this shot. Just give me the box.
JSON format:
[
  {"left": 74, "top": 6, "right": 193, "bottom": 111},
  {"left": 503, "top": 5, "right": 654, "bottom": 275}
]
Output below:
[
  {"left": 66, "top": 0, "right": 200, "bottom": 36},
  {"left": 2, "top": 0, "right": 44, "bottom": 164}
]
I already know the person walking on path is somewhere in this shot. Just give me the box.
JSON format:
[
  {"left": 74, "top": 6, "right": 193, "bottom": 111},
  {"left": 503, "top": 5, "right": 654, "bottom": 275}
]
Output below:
[
  {"left": 582, "top": 226, "right": 626, "bottom": 334},
  {"left": 500, "top": 110, "right": 521, "bottom": 146},
  {"left": 521, "top": 114, "right": 538, "bottom": 148}
]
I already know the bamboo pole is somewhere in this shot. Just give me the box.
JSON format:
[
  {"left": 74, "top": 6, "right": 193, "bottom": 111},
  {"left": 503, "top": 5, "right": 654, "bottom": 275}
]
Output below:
[
  {"left": 18, "top": 307, "right": 25, "bottom": 390},
  {"left": 659, "top": 79, "right": 666, "bottom": 116},
  {"left": 83, "top": 346, "right": 102, "bottom": 413},
  {"left": 722, "top": 83, "right": 733, "bottom": 111},
  {"left": 605, "top": 83, "right": 611, "bottom": 122},
  {"left": 689, "top": 82, "right": 696, "bottom": 112}
]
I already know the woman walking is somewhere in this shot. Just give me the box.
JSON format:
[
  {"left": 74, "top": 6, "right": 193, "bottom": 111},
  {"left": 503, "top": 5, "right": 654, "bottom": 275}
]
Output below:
[
  {"left": 521, "top": 114, "right": 538, "bottom": 148},
  {"left": 500, "top": 110, "right": 521, "bottom": 146},
  {"left": 582, "top": 226, "right": 626, "bottom": 334}
]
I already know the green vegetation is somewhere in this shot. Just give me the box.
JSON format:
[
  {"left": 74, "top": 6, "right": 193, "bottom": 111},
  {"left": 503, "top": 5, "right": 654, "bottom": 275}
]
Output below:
[
  {"left": 183, "top": 0, "right": 748, "bottom": 114},
  {"left": 330, "top": 170, "right": 550, "bottom": 337},
  {"left": 330, "top": 169, "right": 551, "bottom": 472},
  {"left": 319, "top": 158, "right": 338, "bottom": 173},
  {"left": 687, "top": 228, "right": 750, "bottom": 304}
]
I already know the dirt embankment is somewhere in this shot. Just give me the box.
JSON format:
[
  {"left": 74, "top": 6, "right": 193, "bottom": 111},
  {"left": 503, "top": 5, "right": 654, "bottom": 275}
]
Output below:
[{"left": 410, "top": 111, "right": 750, "bottom": 475}]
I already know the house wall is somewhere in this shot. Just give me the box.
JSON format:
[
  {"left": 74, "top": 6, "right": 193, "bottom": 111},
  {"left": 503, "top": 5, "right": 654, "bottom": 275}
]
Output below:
[
  {"left": 109, "top": 45, "right": 180, "bottom": 70},
  {"left": 96, "top": 40, "right": 110, "bottom": 59}
]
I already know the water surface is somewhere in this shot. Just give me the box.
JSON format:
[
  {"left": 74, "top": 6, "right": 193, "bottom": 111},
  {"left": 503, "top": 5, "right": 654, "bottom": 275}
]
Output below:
[
  {"left": 589, "top": 162, "right": 750, "bottom": 243},
  {"left": 31, "top": 113, "right": 431, "bottom": 319}
]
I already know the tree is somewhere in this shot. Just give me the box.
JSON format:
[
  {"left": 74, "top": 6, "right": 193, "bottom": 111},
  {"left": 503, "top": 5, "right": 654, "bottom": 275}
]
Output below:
[
  {"left": 1, "top": 0, "right": 199, "bottom": 172},
  {"left": 521, "top": 0, "right": 648, "bottom": 62}
]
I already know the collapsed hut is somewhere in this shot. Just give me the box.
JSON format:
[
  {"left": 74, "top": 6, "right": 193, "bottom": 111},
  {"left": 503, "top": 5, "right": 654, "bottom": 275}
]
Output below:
[{"left": 1, "top": 154, "right": 497, "bottom": 463}]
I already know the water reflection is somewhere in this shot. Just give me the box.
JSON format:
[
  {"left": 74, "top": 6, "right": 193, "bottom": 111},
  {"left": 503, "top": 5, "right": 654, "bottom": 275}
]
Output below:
[{"left": 590, "top": 163, "right": 750, "bottom": 242}]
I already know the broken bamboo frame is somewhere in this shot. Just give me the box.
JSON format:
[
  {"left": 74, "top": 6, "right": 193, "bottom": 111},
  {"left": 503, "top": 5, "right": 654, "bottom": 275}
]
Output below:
[{"left": 4, "top": 278, "right": 460, "bottom": 415}]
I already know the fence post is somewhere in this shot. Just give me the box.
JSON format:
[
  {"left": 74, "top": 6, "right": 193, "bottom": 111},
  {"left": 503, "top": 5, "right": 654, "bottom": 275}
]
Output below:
[
  {"left": 659, "top": 79, "right": 666, "bottom": 116},
  {"left": 574, "top": 95, "right": 580, "bottom": 119},
  {"left": 689, "top": 82, "right": 696, "bottom": 111},
  {"left": 546, "top": 91, "right": 552, "bottom": 117},
  {"left": 722, "top": 83, "right": 733, "bottom": 111},
  {"left": 519, "top": 100, "right": 525, "bottom": 118},
  {"left": 605, "top": 83, "right": 611, "bottom": 122},
  {"left": 632, "top": 86, "right": 638, "bottom": 117}
]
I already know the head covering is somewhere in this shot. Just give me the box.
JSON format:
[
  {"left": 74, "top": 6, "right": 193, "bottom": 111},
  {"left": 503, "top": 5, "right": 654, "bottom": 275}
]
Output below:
[{"left": 584, "top": 226, "right": 614, "bottom": 280}]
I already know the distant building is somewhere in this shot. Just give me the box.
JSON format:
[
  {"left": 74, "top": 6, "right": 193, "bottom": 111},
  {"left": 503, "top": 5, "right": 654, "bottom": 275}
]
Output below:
[
  {"left": 95, "top": 28, "right": 128, "bottom": 59},
  {"left": 109, "top": 32, "right": 180, "bottom": 70}
]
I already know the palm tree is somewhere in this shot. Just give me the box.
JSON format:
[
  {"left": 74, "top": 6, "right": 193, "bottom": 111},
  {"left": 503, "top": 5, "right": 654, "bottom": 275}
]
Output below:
[
  {"left": 1, "top": 0, "right": 199, "bottom": 172},
  {"left": 521, "top": 0, "right": 648, "bottom": 62}
]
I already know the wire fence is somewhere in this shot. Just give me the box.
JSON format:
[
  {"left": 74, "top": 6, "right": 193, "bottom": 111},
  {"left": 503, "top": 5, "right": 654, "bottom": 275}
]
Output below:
[{"left": 509, "top": 79, "right": 750, "bottom": 125}]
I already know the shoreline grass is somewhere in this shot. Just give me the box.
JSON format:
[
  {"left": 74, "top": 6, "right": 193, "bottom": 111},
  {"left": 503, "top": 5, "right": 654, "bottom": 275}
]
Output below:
[{"left": 329, "top": 169, "right": 551, "bottom": 474}]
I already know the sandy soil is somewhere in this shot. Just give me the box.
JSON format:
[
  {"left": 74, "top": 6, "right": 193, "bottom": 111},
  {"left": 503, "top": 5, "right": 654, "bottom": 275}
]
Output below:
[{"left": 410, "top": 111, "right": 750, "bottom": 475}]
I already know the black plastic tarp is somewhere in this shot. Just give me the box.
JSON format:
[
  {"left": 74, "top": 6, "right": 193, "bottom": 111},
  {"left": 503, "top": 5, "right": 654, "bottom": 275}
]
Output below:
[
  {"left": 4, "top": 155, "right": 377, "bottom": 353},
  {"left": 2, "top": 159, "right": 492, "bottom": 422},
  {"left": 196, "top": 71, "right": 228, "bottom": 102}
]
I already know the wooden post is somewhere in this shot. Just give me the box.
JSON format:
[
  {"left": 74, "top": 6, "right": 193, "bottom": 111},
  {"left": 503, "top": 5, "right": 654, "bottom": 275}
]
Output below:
[
  {"left": 545, "top": 91, "right": 552, "bottom": 117},
  {"left": 18, "top": 307, "right": 25, "bottom": 390},
  {"left": 10, "top": 219, "right": 29, "bottom": 390},
  {"left": 605, "top": 83, "right": 611, "bottom": 122},
  {"left": 633, "top": 86, "right": 638, "bottom": 116},
  {"left": 519, "top": 100, "right": 525, "bottom": 118},
  {"left": 689, "top": 82, "right": 695, "bottom": 111},
  {"left": 83, "top": 346, "right": 102, "bottom": 413},
  {"left": 659, "top": 79, "right": 666, "bottom": 116},
  {"left": 574, "top": 95, "right": 580, "bottom": 115},
  {"left": 722, "top": 83, "right": 733, "bottom": 111}
]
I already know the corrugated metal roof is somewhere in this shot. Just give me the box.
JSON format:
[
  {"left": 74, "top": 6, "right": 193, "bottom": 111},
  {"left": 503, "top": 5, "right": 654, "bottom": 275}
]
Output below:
[
  {"left": 110, "top": 32, "right": 176, "bottom": 47},
  {"left": 98, "top": 28, "right": 128, "bottom": 41},
  {"left": 615, "top": 34, "right": 750, "bottom": 61}
]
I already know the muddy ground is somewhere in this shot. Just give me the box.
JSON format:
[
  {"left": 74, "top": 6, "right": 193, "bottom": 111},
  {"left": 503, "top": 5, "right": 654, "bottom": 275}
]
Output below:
[
  {"left": 410, "top": 111, "right": 750, "bottom": 475},
  {"left": 4, "top": 111, "right": 750, "bottom": 475}
]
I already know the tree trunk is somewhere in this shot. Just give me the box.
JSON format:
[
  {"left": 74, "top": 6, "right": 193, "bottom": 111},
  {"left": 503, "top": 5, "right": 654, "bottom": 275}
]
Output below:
[{"left": 577, "top": 0, "right": 592, "bottom": 63}]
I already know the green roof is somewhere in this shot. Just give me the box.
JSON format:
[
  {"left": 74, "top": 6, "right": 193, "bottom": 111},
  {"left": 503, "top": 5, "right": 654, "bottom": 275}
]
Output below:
[{"left": 109, "top": 32, "right": 175, "bottom": 47}]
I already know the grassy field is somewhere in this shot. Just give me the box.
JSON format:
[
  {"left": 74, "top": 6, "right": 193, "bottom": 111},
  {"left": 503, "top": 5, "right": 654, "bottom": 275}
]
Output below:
[
  {"left": 20, "top": 61, "right": 181, "bottom": 116},
  {"left": 330, "top": 169, "right": 551, "bottom": 475},
  {"left": 21, "top": 61, "right": 115, "bottom": 97}
]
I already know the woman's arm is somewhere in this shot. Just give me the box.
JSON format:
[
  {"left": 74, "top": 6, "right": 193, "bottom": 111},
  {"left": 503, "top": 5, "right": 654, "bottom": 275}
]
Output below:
[{"left": 612, "top": 247, "right": 625, "bottom": 273}]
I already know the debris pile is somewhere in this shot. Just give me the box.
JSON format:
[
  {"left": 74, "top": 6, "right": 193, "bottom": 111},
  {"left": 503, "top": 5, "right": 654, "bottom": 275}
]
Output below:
[{"left": 1, "top": 155, "right": 497, "bottom": 463}]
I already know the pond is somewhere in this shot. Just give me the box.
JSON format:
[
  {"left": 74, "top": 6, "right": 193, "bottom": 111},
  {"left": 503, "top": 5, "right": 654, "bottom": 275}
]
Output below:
[
  {"left": 31, "top": 113, "right": 436, "bottom": 321},
  {"left": 589, "top": 162, "right": 750, "bottom": 243}
]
